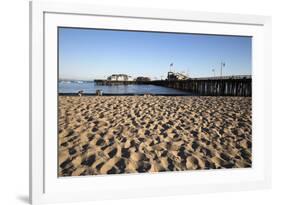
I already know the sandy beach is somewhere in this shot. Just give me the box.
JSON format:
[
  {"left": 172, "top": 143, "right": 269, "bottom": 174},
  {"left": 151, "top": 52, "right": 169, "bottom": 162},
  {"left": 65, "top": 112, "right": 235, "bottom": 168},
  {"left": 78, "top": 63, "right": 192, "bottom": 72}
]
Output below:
[{"left": 58, "top": 96, "right": 252, "bottom": 176}]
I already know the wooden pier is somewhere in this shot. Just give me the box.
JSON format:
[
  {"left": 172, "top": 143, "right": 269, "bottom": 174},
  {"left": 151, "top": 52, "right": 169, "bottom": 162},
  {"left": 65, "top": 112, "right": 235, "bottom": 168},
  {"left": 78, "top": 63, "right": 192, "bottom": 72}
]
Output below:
[
  {"left": 151, "top": 76, "right": 252, "bottom": 96},
  {"left": 94, "top": 75, "right": 252, "bottom": 96}
]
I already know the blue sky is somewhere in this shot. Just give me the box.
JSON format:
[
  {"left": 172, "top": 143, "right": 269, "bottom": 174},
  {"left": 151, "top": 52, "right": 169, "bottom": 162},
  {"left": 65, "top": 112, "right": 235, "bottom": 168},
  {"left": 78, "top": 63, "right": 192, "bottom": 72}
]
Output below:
[{"left": 59, "top": 27, "right": 252, "bottom": 80}]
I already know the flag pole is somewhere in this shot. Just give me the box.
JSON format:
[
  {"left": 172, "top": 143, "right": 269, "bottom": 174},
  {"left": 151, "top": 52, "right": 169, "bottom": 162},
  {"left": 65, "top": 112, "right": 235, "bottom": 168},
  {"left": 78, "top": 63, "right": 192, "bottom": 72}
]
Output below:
[
  {"left": 220, "top": 62, "right": 225, "bottom": 78},
  {"left": 220, "top": 62, "right": 222, "bottom": 78}
]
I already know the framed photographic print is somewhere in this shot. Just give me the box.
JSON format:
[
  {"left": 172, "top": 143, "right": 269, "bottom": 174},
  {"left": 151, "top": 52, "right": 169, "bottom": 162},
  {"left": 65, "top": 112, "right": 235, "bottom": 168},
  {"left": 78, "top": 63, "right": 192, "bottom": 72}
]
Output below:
[{"left": 30, "top": 1, "right": 272, "bottom": 204}]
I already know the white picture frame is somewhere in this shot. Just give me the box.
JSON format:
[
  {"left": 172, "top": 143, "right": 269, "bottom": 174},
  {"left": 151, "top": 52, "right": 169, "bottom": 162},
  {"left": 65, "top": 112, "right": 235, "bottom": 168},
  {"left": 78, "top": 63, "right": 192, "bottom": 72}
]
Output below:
[{"left": 30, "top": 1, "right": 272, "bottom": 204}]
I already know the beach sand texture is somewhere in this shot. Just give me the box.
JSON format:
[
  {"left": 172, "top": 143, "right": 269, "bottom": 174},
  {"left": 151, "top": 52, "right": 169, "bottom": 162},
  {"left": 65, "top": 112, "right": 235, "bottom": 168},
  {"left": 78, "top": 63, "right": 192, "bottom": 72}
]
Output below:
[{"left": 58, "top": 96, "right": 252, "bottom": 176}]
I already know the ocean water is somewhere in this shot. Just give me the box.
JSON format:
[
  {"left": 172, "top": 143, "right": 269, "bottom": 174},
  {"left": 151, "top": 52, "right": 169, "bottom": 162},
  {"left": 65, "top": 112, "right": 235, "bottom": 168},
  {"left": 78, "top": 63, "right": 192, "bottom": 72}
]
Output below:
[{"left": 59, "top": 82, "right": 192, "bottom": 95}]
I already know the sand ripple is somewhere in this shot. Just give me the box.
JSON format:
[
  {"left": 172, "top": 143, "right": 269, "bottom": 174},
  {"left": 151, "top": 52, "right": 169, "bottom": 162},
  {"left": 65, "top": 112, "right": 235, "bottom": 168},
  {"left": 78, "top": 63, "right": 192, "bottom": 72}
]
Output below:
[{"left": 58, "top": 96, "right": 252, "bottom": 176}]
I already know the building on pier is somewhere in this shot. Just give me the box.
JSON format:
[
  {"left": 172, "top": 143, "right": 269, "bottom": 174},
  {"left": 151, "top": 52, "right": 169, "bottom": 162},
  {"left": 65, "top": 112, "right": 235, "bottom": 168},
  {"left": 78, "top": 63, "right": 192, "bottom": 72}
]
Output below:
[
  {"left": 167, "top": 71, "right": 188, "bottom": 81},
  {"left": 107, "top": 74, "right": 133, "bottom": 81},
  {"left": 136, "top": 76, "right": 151, "bottom": 81}
]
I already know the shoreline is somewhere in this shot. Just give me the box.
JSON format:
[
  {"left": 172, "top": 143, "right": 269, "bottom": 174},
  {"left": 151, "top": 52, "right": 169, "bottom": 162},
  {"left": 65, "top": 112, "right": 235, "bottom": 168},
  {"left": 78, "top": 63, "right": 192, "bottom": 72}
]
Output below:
[
  {"left": 58, "top": 93, "right": 251, "bottom": 97},
  {"left": 59, "top": 93, "right": 197, "bottom": 96}
]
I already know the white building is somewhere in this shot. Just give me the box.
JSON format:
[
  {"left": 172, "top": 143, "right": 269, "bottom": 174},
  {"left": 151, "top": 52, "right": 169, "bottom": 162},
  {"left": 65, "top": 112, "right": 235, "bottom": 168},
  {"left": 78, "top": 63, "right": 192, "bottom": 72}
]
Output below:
[{"left": 107, "top": 74, "right": 133, "bottom": 81}]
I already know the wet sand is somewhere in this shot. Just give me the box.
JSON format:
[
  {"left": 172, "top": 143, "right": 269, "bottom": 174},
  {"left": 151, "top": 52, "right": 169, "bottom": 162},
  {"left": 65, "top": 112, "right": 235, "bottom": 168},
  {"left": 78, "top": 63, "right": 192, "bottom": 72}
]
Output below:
[{"left": 58, "top": 96, "right": 252, "bottom": 176}]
